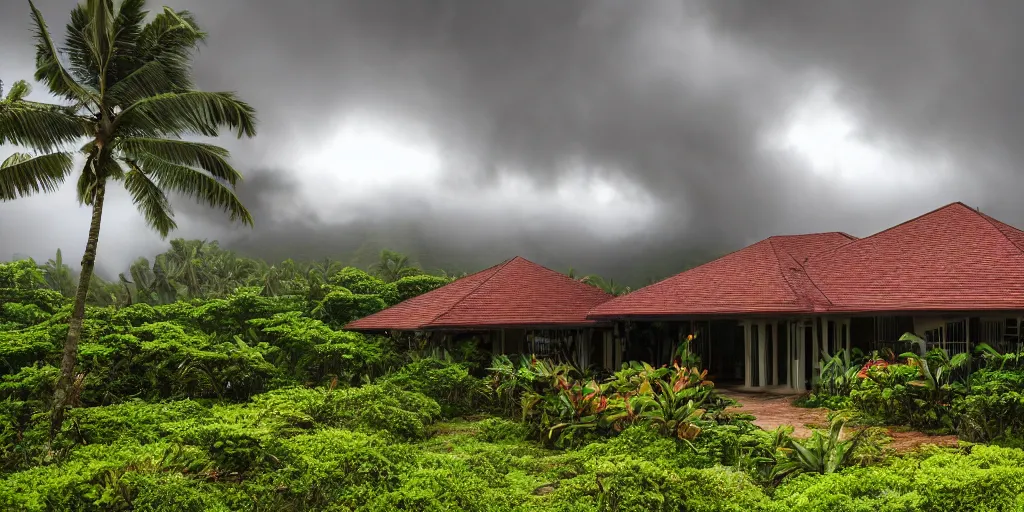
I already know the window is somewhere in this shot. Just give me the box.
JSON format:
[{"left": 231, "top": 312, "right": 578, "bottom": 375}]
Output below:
[
  {"left": 1004, "top": 318, "right": 1020, "bottom": 347},
  {"left": 945, "top": 320, "right": 968, "bottom": 355},
  {"left": 981, "top": 319, "right": 1004, "bottom": 344},
  {"left": 946, "top": 320, "right": 966, "bottom": 343}
]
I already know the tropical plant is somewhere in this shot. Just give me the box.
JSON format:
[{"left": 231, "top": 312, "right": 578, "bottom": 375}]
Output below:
[
  {"left": 632, "top": 366, "right": 713, "bottom": 441},
  {"left": 581, "top": 274, "right": 631, "bottom": 296},
  {"left": 0, "top": 0, "right": 257, "bottom": 437},
  {"left": 775, "top": 418, "right": 866, "bottom": 477},
  {"left": 40, "top": 249, "right": 75, "bottom": 297},
  {"left": 815, "top": 349, "right": 863, "bottom": 398},
  {"left": 369, "top": 249, "right": 420, "bottom": 283}
]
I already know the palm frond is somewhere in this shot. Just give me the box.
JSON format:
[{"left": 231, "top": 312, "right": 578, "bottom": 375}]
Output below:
[
  {"left": 118, "top": 137, "right": 241, "bottom": 184},
  {"left": 28, "top": 0, "right": 98, "bottom": 104},
  {"left": 106, "top": 60, "right": 174, "bottom": 106},
  {"left": 137, "top": 8, "right": 206, "bottom": 90},
  {"left": 87, "top": 0, "right": 117, "bottom": 89},
  {"left": 136, "top": 155, "right": 253, "bottom": 226},
  {"left": 64, "top": 4, "right": 100, "bottom": 88},
  {"left": 117, "top": 91, "right": 257, "bottom": 138},
  {"left": 109, "top": 0, "right": 148, "bottom": 82},
  {"left": 0, "top": 152, "right": 73, "bottom": 200},
  {"left": 125, "top": 164, "right": 177, "bottom": 236},
  {"left": 0, "top": 101, "right": 89, "bottom": 152}
]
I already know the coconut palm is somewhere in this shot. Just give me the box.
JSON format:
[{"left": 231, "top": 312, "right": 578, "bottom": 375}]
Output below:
[
  {"left": 581, "top": 274, "right": 631, "bottom": 296},
  {"left": 0, "top": 0, "right": 256, "bottom": 437},
  {"left": 370, "top": 249, "right": 421, "bottom": 283},
  {"left": 41, "top": 248, "right": 75, "bottom": 296}
]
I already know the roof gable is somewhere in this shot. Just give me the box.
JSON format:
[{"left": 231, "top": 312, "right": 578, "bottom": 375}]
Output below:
[{"left": 345, "top": 257, "right": 615, "bottom": 331}]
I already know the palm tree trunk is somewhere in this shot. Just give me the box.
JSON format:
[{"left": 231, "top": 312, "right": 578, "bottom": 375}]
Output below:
[{"left": 49, "top": 184, "right": 106, "bottom": 439}]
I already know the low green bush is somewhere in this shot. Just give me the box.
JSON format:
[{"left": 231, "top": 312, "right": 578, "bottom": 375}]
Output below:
[
  {"left": 477, "top": 417, "right": 530, "bottom": 443},
  {"left": 381, "top": 357, "right": 489, "bottom": 417}
]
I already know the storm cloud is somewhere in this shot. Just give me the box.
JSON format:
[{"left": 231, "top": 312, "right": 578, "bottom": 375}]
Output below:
[{"left": 2, "top": 0, "right": 1023, "bottom": 282}]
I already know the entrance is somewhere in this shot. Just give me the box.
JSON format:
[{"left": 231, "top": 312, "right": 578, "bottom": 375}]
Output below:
[{"left": 743, "top": 320, "right": 808, "bottom": 391}]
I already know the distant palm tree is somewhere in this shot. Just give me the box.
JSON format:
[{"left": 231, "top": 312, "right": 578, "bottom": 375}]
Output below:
[
  {"left": 370, "top": 249, "right": 421, "bottom": 283},
  {"left": 582, "top": 274, "right": 631, "bottom": 296},
  {"left": 41, "top": 248, "right": 75, "bottom": 296},
  {"left": 0, "top": 0, "right": 256, "bottom": 437}
]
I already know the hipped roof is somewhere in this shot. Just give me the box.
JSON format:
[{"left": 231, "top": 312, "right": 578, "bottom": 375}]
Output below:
[
  {"left": 590, "top": 202, "right": 1024, "bottom": 318},
  {"left": 345, "top": 256, "right": 615, "bottom": 331}
]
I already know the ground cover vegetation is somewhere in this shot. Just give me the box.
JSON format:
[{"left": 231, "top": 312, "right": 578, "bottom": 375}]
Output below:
[{"left": 4, "top": 256, "right": 1024, "bottom": 511}]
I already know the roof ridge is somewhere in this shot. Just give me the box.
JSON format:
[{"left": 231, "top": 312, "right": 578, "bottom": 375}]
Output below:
[
  {"left": 811, "top": 202, "right": 969, "bottom": 259},
  {"left": 975, "top": 210, "right": 1024, "bottom": 257},
  {"left": 425, "top": 257, "right": 518, "bottom": 326}
]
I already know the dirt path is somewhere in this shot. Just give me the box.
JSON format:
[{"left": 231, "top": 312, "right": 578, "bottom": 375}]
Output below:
[
  {"left": 721, "top": 390, "right": 828, "bottom": 437},
  {"left": 720, "top": 390, "right": 959, "bottom": 451}
]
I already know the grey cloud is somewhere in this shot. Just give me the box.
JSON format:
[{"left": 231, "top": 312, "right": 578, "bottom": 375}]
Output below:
[{"left": 3, "top": 0, "right": 1024, "bottom": 283}]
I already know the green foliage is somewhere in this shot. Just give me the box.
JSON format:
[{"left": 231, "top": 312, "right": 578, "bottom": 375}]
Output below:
[
  {"left": 252, "top": 384, "right": 441, "bottom": 440},
  {"left": 815, "top": 349, "right": 864, "bottom": 400},
  {"left": 476, "top": 417, "right": 529, "bottom": 443},
  {"left": 0, "top": 259, "right": 44, "bottom": 290},
  {"left": 312, "top": 288, "right": 388, "bottom": 327},
  {"left": 381, "top": 357, "right": 489, "bottom": 417},
  {"left": 329, "top": 266, "right": 388, "bottom": 295},
  {"left": 775, "top": 418, "right": 867, "bottom": 478},
  {"left": 490, "top": 357, "right": 725, "bottom": 448},
  {"left": 388, "top": 274, "right": 452, "bottom": 304}
]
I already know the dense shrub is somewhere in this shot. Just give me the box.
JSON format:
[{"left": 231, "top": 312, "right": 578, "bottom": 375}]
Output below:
[
  {"left": 312, "top": 289, "right": 388, "bottom": 327},
  {"left": 381, "top": 357, "right": 489, "bottom": 417},
  {"left": 388, "top": 274, "right": 452, "bottom": 304},
  {"left": 476, "top": 418, "right": 530, "bottom": 443},
  {"left": 272, "top": 429, "right": 412, "bottom": 509},
  {"left": 251, "top": 384, "right": 441, "bottom": 440},
  {"left": 328, "top": 267, "right": 388, "bottom": 295}
]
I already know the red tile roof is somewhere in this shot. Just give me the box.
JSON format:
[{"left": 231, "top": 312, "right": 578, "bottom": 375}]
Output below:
[
  {"left": 345, "top": 257, "right": 615, "bottom": 331},
  {"left": 588, "top": 233, "right": 855, "bottom": 318},
  {"left": 805, "top": 202, "right": 1024, "bottom": 312},
  {"left": 592, "top": 202, "right": 1024, "bottom": 318}
]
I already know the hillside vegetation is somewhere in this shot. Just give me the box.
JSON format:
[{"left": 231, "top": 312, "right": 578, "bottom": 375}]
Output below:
[{"left": 3, "top": 256, "right": 1024, "bottom": 511}]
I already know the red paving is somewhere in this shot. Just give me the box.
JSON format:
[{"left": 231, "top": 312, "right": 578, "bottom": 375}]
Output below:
[
  {"left": 720, "top": 390, "right": 960, "bottom": 451},
  {"left": 721, "top": 390, "right": 828, "bottom": 437}
]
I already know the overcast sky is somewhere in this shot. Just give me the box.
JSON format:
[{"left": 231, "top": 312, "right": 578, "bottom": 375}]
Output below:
[{"left": 1, "top": 0, "right": 1021, "bottom": 281}]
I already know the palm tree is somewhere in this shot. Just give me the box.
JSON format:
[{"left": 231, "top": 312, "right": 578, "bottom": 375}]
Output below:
[
  {"left": 41, "top": 248, "right": 75, "bottom": 296},
  {"left": 369, "top": 249, "right": 421, "bottom": 283},
  {"left": 162, "top": 238, "right": 208, "bottom": 298},
  {"left": 0, "top": 0, "right": 256, "bottom": 437},
  {"left": 581, "top": 274, "right": 631, "bottom": 296}
]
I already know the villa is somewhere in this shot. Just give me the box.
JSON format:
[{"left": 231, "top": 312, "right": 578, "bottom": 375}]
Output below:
[
  {"left": 348, "top": 202, "right": 1024, "bottom": 392},
  {"left": 591, "top": 202, "right": 1024, "bottom": 392}
]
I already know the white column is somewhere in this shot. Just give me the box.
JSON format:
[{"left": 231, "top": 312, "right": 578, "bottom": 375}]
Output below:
[
  {"left": 771, "top": 322, "right": 779, "bottom": 387},
  {"left": 757, "top": 322, "right": 767, "bottom": 388},
  {"left": 743, "top": 321, "right": 752, "bottom": 388}
]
